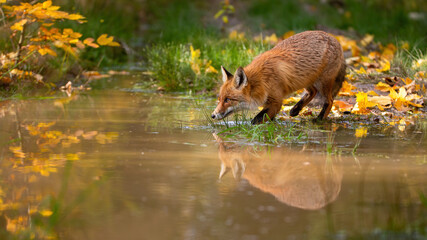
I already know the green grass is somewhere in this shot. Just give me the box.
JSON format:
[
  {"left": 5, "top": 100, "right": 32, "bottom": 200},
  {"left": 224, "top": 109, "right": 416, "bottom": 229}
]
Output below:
[
  {"left": 144, "top": 37, "right": 270, "bottom": 92},
  {"left": 202, "top": 108, "right": 307, "bottom": 144}
]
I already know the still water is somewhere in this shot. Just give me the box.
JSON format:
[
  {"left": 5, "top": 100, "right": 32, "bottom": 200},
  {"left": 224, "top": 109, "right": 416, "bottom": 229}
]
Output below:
[{"left": 0, "top": 76, "right": 426, "bottom": 240}]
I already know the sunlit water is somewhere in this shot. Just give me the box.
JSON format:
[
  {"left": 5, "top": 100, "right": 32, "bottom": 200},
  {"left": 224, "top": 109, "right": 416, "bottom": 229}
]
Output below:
[{"left": 0, "top": 76, "right": 426, "bottom": 240}]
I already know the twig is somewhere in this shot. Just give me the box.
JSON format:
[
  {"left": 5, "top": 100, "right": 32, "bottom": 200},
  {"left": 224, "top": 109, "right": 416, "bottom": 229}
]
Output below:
[{"left": 15, "top": 22, "right": 26, "bottom": 64}]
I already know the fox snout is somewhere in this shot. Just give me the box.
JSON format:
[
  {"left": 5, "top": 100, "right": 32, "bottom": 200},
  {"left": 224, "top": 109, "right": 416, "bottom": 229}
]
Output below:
[
  {"left": 211, "top": 106, "right": 234, "bottom": 120},
  {"left": 211, "top": 110, "right": 227, "bottom": 120}
]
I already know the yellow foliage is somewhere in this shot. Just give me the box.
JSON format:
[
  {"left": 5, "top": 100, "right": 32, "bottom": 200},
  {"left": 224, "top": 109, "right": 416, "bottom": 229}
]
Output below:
[
  {"left": 2, "top": 0, "right": 119, "bottom": 83},
  {"left": 188, "top": 45, "right": 217, "bottom": 75}
]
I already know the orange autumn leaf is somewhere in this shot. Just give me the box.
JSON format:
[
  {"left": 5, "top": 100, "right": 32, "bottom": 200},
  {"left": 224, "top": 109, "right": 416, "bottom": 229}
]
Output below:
[
  {"left": 83, "top": 38, "right": 99, "bottom": 48},
  {"left": 338, "top": 81, "right": 357, "bottom": 96},
  {"left": 334, "top": 100, "right": 353, "bottom": 112}
]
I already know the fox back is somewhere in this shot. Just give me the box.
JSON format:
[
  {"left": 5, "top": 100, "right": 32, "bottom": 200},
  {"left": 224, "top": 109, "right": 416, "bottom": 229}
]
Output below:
[{"left": 212, "top": 31, "right": 346, "bottom": 124}]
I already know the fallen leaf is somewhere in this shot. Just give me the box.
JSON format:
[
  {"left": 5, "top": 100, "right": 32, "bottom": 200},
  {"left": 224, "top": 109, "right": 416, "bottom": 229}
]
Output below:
[{"left": 334, "top": 100, "right": 353, "bottom": 112}]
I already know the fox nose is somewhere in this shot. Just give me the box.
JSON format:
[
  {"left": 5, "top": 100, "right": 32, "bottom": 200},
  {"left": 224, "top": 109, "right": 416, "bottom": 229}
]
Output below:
[{"left": 211, "top": 114, "right": 216, "bottom": 119}]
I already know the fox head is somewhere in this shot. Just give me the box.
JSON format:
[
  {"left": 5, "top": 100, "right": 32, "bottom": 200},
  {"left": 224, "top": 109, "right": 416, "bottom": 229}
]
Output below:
[{"left": 211, "top": 66, "right": 250, "bottom": 120}]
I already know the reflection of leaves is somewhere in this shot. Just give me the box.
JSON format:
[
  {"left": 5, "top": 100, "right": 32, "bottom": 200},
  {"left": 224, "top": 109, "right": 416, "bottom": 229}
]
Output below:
[{"left": 355, "top": 127, "right": 367, "bottom": 138}]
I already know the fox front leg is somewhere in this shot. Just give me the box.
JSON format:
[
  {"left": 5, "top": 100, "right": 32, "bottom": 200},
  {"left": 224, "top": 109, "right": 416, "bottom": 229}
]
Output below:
[{"left": 251, "top": 99, "right": 282, "bottom": 125}]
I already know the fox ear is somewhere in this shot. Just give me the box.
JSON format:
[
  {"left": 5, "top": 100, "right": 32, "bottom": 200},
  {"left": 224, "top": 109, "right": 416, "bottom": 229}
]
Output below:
[
  {"left": 234, "top": 67, "right": 247, "bottom": 89},
  {"left": 221, "top": 66, "right": 233, "bottom": 83}
]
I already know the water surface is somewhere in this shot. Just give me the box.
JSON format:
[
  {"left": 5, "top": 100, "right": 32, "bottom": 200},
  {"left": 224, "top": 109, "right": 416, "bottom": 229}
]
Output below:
[{"left": 0, "top": 76, "right": 426, "bottom": 240}]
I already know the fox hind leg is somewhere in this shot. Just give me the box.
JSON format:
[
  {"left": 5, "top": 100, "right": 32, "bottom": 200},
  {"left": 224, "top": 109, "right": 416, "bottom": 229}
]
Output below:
[{"left": 289, "top": 86, "right": 317, "bottom": 117}]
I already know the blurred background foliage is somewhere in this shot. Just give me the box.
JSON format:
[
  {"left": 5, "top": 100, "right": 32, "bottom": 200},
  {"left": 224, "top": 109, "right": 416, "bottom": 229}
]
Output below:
[{"left": 1, "top": 0, "right": 426, "bottom": 93}]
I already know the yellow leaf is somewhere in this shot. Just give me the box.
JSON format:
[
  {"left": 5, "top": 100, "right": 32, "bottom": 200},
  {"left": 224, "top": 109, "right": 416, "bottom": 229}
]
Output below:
[
  {"left": 83, "top": 38, "right": 99, "bottom": 48},
  {"left": 10, "top": 19, "right": 27, "bottom": 32},
  {"left": 361, "top": 34, "right": 374, "bottom": 46},
  {"left": 205, "top": 65, "right": 218, "bottom": 74},
  {"left": 338, "top": 81, "right": 357, "bottom": 96},
  {"left": 375, "top": 82, "right": 395, "bottom": 92},
  {"left": 39, "top": 210, "right": 53, "bottom": 217},
  {"left": 38, "top": 48, "right": 57, "bottom": 57},
  {"left": 366, "top": 90, "right": 378, "bottom": 96},
  {"left": 228, "top": 30, "right": 245, "bottom": 40},
  {"left": 97, "top": 34, "right": 112, "bottom": 45},
  {"left": 67, "top": 14, "right": 85, "bottom": 20},
  {"left": 355, "top": 127, "right": 367, "bottom": 138},
  {"left": 368, "top": 96, "right": 392, "bottom": 110},
  {"left": 282, "top": 31, "right": 295, "bottom": 39},
  {"left": 376, "top": 60, "right": 390, "bottom": 72},
  {"left": 222, "top": 15, "right": 228, "bottom": 24},
  {"left": 96, "top": 34, "right": 120, "bottom": 47},
  {"left": 355, "top": 67, "right": 367, "bottom": 74},
  {"left": 0, "top": 0, "right": 6, "bottom": 3},
  {"left": 42, "top": 0, "right": 52, "bottom": 8},
  {"left": 283, "top": 97, "right": 301, "bottom": 105},
  {"left": 66, "top": 153, "right": 79, "bottom": 161},
  {"left": 264, "top": 33, "right": 278, "bottom": 44},
  {"left": 352, "top": 92, "right": 377, "bottom": 114}
]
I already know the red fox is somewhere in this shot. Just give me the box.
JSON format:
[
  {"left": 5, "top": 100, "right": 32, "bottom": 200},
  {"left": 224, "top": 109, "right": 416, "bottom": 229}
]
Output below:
[{"left": 211, "top": 31, "right": 346, "bottom": 124}]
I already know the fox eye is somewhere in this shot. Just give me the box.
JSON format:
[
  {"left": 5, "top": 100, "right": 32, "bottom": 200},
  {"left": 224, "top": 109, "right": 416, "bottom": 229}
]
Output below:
[{"left": 224, "top": 98, "right": 230, "bottom": 103}]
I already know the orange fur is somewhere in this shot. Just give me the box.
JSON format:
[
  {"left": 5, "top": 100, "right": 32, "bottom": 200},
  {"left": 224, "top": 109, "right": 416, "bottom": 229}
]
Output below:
[{"left": 212, "top": 31, "right": 346, "bottom": 124}]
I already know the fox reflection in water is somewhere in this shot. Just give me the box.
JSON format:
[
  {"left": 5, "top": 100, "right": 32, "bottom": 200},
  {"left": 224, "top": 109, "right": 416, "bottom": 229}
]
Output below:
[{"left": 214, "top": 134, "right": 343, "bottom": 210}]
